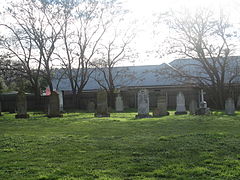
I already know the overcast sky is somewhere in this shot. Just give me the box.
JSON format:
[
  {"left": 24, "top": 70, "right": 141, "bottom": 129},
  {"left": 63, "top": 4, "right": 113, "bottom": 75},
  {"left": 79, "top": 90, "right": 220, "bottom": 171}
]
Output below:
[
  {"left": 1, "top": 0, "right": 240, "bottom": 65},
  {"left": 120, "top": 0, "right": 240, "bottom": 65}
]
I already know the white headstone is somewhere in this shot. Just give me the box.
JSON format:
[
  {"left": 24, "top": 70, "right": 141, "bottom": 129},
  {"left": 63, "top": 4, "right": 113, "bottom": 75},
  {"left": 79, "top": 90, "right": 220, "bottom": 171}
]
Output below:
[
  {"left": 115, "top": 94, "right": 124, "bottom": 112},
  {"left": 136, "top": 89, "right": 151, "bottom": 118},
  {"left": 58, "top": 91, "right": 64, "bottom": 112},
  {"left": 199, "top": 89, "right": 207, "bottom": 108},
  {"left": 196, "top": 89, "right": 210, "bottom": 115},
  {"left": 225, "top": 98, "right": 235, "bottom": 115},
  {"left": 138, "top": 89, "right": 149, "bottom": 114},
  {"left": 175, "top": 92, "right": 187, "bottom": 114}
]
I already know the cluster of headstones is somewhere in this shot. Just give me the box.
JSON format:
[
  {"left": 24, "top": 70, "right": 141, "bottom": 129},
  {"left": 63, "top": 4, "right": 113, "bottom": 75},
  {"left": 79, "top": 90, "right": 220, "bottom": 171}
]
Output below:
[
  {"left": 135, "top": 89, "right": 170, "bottom": 118},
  {"left": 0, "top": 91, "right": 63, "bottom": 118},
  {"left": 0, "top": 89, "right": 239, "bottom": 118},
  {"left": 89, "top": 89, "right": 214, "bottom": 118},
  {"left": 133, "top": 89, "right": 238, "bottom": 118}
]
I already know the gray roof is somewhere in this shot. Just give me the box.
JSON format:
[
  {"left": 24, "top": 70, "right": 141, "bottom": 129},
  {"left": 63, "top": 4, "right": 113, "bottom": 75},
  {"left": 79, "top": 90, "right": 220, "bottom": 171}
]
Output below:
[
  {"left": 168, "top": 57, "right": 240, "bottom": 84},
  {"left": 52, "top": 63, "right": 181, "bottom": 91},
  {"left": 52, "top": 57, "right": 240, "bottom": 91}
]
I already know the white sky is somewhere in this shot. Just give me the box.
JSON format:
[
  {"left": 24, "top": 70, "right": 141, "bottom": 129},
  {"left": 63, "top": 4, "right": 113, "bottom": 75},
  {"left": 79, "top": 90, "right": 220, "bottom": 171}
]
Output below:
[
  {"left": 121, "top": 0, "right": 240, "bottom": 65},
  {"left": 1, "top": 0, "right": 240, "bottom": 66}
]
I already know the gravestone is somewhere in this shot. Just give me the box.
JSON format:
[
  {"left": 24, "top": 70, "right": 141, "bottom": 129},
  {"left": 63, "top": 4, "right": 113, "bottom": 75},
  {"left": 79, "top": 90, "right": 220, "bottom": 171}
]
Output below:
[
  {"left": 175, "top": 92, "right": 187, "bottom": 115},
  {"left": 136, "top": 89, "right": 152, "bottom": 118},
  {"left": 94, "top": 90, "right": 110, "bottom": 117},
  {"left": 87, "top": 101, "right": 95, "bottom": 113},
  {"left": 196, "top": 89, "right": 211, "bottom": 115},
  {"left": 225, "top": 97, "right": 235, "bottom": 115},
  {"left": 58, "top": 91, "right": 64, "bottom": 112},
  {"left": 153, "top": 94, "right": 169, "bottom": 117},
  {"left": 237, "top": 95, "right": 240, "bottom": 110},
  {"left": 189, "top": 99, "right": 198, "bottom": 115},
  {"left": 48, "top": 91, "right": 63, "bottom": 118},
  {"left": 15, "top": 91, "right": 29, "bottom": 118},
  {"left": 115, "top": 94, "right": 124, "bottom": 112}
]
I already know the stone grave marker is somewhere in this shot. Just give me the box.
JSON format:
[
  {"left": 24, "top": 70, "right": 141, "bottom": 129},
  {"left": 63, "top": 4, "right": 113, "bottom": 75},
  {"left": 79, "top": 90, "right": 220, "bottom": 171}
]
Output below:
[
  {"left": 15, "top": 91, "right": 29, "bottom": 118},
  {"left": 58, "top": 91, "right": 64, "bottom": 112},
  {"left": 95, "top": 90, "right": 110, "bottom": 117},
  {"left": 87, "top": 101, "right": 95, "bottom": 113},
  {"left": 48, "top": 91, "right": 63, "bottom": 118},
  {"left": 189, "top": 99, "right": 198, "bottom": 115},
  {"left": 153, "top": 94, "right": 169, "bottom": 117},
  {"left": 225, "top": 97, "right": 235, "bottom": 115},
  {"left": 115, "top": 94, "right": 124, "bottom": 112},
  {"left": 175, "top": 92, "right": 187, "bottom": 115},
  {"left": 196, "top": 89, "right": 211, "bottom": 115},
  {"left": 136, "top": 89, "right": 152, "bottom": 118}
]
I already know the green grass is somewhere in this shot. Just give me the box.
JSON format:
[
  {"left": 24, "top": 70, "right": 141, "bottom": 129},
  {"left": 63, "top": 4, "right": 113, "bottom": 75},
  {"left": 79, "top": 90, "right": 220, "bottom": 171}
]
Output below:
[{"left": 0, "top": 111, "right": 240, "bottom": 180}]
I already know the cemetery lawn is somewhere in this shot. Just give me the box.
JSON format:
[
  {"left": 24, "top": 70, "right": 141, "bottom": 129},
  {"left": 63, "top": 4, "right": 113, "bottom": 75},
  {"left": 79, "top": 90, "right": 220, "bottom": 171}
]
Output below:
[{"left": 0, "top": 112, "right": 240, "bottom": 180}]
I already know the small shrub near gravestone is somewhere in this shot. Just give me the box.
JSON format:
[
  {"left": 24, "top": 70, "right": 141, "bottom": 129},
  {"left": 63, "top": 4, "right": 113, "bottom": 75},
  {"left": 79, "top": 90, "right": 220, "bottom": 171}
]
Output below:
[
  {"left": 15, "top": 91, "right": 29, "bottom": 118},
  {"left": 135, "top": 89, "right": 152, "bottom": 118},
  {"left": 94, "top": 90, "right": 110, "bottom": 117}
]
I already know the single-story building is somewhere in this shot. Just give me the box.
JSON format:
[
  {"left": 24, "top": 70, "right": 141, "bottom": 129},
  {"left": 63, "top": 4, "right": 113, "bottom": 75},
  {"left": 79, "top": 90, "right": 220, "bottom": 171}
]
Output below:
[
  {"left": 52, "top": 58, "right": 222, "bottom": 110},
  {"left": 1, "top": 57, "right": 239, "bottom": 111}
]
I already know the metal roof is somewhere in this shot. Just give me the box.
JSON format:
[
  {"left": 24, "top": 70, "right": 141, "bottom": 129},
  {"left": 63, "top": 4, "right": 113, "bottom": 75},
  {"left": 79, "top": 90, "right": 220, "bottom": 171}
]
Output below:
[{"left": 52, "top": 57, "right": 240, "bottom": 91}]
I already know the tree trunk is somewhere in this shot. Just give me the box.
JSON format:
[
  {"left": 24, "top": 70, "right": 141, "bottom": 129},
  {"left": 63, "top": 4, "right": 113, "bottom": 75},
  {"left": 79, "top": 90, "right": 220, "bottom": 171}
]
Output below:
[
  {"left": 34, "top": 86, "right": 41, "bottom": 110},
  {"left": 77, "top": 89, "right": 84, "bottom": 109},
  {"left": 72, "top": 90, "right": 78, "bottom": 109}
]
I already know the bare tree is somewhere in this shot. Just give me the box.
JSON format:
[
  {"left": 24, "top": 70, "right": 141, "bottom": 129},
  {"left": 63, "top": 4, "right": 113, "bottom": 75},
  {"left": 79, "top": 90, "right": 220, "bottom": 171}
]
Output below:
[
  {"left": 93, "top": 26, "right": 135, "bottom": 108},
  {"left": 0, "top": 5, "right": 43, "bottom": 102},
  {"left": 158, "top": 9, "right": 240, "bottom": 109},
  {"left": 24, "top": 0, "right": 64, "bottom": 92},
  {"left": 56, "top": 0, "right": 123, "bottom": 106},
  {"left": 0, "top": 0, "right": 66, "bottom": 108}
]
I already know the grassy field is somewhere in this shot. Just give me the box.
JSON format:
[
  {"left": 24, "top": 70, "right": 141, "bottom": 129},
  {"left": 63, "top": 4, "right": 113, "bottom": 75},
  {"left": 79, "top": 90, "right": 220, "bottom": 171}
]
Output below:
[{"left": 0, "top": 111, "right": 240, "bottom": 180}]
